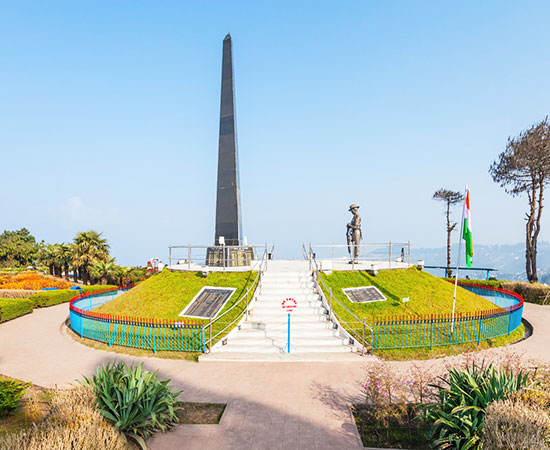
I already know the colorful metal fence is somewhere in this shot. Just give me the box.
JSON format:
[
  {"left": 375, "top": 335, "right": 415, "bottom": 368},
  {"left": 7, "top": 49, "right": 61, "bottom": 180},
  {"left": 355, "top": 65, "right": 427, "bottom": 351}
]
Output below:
[
  {"left": 69, "top": 286, "right": 205, "bottom": 353},
  {"left": 372, "top": 283, "right": 524, "bottom": 350}
]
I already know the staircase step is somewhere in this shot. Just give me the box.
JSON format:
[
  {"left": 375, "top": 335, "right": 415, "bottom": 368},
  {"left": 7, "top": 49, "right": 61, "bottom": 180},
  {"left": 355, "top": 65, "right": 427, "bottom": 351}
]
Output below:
[{"left": 209, "top": 265, "right": 352, "bottom": 359}]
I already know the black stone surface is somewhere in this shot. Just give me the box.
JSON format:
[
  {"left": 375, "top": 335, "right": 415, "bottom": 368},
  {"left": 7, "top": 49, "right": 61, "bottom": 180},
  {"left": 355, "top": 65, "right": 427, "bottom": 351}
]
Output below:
[
  {"left": 214, "top": 33, "right": 242, "bottom": 247},
  {"left": 342, "top": 286, "right": 387, "bottom": 303},
  {"left": 206, "top": 246, "right": 255, "bottom": 267},
  {"left": 183, "top": 287, "right": 236, "bottom": 319}
]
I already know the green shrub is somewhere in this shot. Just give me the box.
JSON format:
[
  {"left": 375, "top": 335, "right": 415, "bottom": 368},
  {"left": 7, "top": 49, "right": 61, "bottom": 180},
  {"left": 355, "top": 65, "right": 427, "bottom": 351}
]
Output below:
[
  {"left": 28, "top": 285, "right": 117, "bottom": 308},
  {"left": 82, "top": 362, "right": 182, "bottom": 443},
  {"left": 448, "top": 279, "right": 503, "bottom": 288},
  {"left": 0, "top": 298, "right": 34, "bottom": 323},
  {"left": 0, "top": 377, "right": 31, "bottom": 416},
  {"left": 501, "top": 281, "right": 550, "bottom": 305},
  {"left": 427, "top": 363, "right": 529, "bottom": 449},
  {"left": 481, "top": 393, "right": 550, "bottom": 449}
]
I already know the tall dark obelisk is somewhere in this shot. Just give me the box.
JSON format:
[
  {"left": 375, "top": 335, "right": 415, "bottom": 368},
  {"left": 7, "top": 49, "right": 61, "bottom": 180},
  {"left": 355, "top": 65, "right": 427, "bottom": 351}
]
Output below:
[{"left": 214, "top": 33, "right": 242, "bottom": 246}]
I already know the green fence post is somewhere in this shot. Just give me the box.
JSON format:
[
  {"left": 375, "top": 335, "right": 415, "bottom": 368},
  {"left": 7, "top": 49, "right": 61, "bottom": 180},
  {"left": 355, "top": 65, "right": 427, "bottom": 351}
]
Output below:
[
  {"left": 507, "top": 310, "right": 512, "bottom": 335},
  {"left": 108, "top": 320, "right": 111, "bottom": 347},
  {"left": 152, "top": 322, "right": 157, "bottom": 353},
  {"left": 477, "top": 315, "right": 483, "bottom": 345},
  {"left": 430, "top": 315, "right": 434, "bottom": 351},
  {"left": 361, "top": 317, "right": 365, "bottom": 356}
]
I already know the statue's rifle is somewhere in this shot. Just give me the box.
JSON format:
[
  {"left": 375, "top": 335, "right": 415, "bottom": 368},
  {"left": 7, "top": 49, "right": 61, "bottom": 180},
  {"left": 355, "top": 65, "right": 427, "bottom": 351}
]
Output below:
[{"left": 346, "top": 226, "right": 352, "bottom": 260}]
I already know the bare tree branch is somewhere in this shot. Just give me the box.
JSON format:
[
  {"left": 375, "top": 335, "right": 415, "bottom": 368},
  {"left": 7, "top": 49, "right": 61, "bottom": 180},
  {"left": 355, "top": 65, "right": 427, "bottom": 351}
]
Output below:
[{"left": 489, "top": 117, "right": 550, "bottom": 282}]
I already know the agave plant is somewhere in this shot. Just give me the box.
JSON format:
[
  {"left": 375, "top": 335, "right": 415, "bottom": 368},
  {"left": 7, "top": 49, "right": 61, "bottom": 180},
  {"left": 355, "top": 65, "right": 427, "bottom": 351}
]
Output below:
[
  {"left": 82, "top": 362, "right": 182, "bottom": 447},
  {"left": 426, "top": 363, "right": 530, "bottom": 449}
]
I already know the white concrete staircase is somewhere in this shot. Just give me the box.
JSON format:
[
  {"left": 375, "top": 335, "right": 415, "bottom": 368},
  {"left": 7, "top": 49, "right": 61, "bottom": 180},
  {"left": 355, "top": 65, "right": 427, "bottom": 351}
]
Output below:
[{"left": 201, "top": 261, "right": 364, "bottom": 361}]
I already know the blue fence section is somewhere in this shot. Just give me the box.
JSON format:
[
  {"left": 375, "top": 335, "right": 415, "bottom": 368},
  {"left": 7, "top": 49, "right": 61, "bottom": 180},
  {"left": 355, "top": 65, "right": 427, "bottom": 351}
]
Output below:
[
  {"left": 69, "top": 286, "right": 205, "bottom": 353},
  {"left": 372, "top": 283, "right": 524, "bottom": 350}
]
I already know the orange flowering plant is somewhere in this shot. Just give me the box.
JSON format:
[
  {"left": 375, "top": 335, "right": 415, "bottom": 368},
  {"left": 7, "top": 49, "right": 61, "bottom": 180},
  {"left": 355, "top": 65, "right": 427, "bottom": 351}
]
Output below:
[{"left": 0, "top": 272, "right": 74, "bottom": 290}]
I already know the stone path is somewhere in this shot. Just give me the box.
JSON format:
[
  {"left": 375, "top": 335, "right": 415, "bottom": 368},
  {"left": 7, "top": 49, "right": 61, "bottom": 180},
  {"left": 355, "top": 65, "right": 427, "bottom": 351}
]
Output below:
[{"left": 0, "top": 298, "right": 548, "bottom": 449}]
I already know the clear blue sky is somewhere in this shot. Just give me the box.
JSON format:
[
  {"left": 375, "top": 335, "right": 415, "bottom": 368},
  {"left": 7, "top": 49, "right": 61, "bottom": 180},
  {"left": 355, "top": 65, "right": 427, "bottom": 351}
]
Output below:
[{"left": 2, "top": 1, "right": 550, "bottom": 265}]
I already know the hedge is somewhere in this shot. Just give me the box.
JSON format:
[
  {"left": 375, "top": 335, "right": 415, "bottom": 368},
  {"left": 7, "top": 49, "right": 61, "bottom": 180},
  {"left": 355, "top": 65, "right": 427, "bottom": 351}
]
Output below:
[
  {"left": 0, "top": 298, "right": 34, "bottom": 323},
  {"left": 500, "top": 282, "right": 550, "bottom": 305},
  {"left": 445, "top": 278, "right": 549, "bottom": 305},
  {"left": 28, "top": 285, "right": 118, "bottom": 308},
  {"left": 445, "top": 279, "right": 502, "bottom": 288}
]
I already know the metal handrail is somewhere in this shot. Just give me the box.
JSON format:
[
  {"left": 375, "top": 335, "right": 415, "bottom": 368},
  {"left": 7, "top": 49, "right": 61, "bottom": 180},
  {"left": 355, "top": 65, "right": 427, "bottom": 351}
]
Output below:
[
  {"left": 310, "top": 249, "right": 372, "bottom": 353},
  {"left": 202, "top": 247, "right": 269, "bottom": 352},
  {"left": 312, "top": 242, "right": 411, "bottom": 248},
  {"left": 168, "top": 243, "right": 273, "bottom": 270}
]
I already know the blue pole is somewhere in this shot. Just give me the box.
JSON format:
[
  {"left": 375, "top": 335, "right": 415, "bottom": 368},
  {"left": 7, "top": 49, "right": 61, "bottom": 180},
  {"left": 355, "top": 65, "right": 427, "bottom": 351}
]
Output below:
[{"left": 287, "top": 313, "right": 290, "bottom": 353}]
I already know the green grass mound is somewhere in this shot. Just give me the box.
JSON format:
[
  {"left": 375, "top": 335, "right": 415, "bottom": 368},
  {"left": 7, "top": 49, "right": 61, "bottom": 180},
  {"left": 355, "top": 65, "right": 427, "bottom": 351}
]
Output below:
[
  {"left": 320, "top": 268, "right": 497, "bottom": 323},
  {"left": 94, "top": 270, "right": 257, "bottom": 321}
]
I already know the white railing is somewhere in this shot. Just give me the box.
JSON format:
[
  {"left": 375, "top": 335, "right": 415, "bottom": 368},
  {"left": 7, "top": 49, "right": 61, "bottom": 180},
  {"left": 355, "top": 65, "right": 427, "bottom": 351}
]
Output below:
[
  {"left": 307, "top": 241, "right": 412, "bottom": 270},
  {"left": 168, "top": 243, "right": 274, "bottom": 271}
]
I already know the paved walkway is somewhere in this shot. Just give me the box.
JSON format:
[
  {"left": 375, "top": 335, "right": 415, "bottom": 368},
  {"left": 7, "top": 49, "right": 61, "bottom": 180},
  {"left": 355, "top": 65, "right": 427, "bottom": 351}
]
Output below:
[{"left": 0, "top": 301, "right": 548, "bottom": 449}]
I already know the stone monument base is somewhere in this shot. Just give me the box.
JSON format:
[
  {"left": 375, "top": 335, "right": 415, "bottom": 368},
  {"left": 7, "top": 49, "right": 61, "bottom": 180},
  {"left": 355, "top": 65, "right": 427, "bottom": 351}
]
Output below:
[{"left": 206, "top": 246, "right": 255, "bottom": 267}]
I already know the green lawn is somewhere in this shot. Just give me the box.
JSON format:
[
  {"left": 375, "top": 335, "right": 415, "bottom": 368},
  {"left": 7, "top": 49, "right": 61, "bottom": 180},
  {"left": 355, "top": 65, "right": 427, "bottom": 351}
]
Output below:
[
  {"left": 320, "top": 268, "right": 496, "bottom": 323},
  {"left": 93, "top": 270, "right": 258, "bottom": 346},
  {"left": 319, "top": 268, "right": 523, "bottom": 357}
]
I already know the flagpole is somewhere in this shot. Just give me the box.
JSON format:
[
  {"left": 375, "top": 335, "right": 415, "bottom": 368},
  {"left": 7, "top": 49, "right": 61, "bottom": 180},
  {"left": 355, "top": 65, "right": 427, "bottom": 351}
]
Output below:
[{"left": 451, "top": 186, "right": 467, "bottom": 335}]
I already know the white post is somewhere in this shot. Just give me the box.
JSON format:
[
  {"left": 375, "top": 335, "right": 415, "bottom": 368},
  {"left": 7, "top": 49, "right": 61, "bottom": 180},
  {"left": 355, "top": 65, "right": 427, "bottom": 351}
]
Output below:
[{"left": 451, "top": 187, "right": 467, "bottom": 335}]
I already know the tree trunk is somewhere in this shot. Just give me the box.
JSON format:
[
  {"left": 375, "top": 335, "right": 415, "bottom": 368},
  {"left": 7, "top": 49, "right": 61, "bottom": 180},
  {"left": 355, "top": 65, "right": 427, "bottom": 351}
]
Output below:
[
  {"left": 73, "top": 267, "right": 78, "bottom": 283},
  {"left": 446, "top": 201, "right": 451, "bottom": 276},
  {"left": 529, "top": 182, "right": 545, "bottom": 283},
  {"left": 526, "top": 184, "right": 538, "bottom": 282},
  {"left": 64, "top": 263, "right": 69, "bottom": 280}
]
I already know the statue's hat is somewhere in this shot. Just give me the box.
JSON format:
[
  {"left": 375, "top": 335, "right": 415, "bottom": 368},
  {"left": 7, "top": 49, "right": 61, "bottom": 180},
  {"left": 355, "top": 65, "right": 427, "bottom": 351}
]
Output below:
[{"left": 349, "top": 204, "right": 359, "bottom": 211}]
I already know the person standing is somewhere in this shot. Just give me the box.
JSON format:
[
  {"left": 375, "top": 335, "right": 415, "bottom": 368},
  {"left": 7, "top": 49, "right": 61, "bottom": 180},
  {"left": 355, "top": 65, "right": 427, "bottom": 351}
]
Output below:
[{"left": 347, "top": 204, "right": 362, "bottom": 263}]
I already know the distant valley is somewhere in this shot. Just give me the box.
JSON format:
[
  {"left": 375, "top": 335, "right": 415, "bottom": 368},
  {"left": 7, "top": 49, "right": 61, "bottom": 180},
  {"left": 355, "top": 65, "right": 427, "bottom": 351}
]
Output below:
[{"left": 411, "top": 242, "right": 550, "bottom": 283}]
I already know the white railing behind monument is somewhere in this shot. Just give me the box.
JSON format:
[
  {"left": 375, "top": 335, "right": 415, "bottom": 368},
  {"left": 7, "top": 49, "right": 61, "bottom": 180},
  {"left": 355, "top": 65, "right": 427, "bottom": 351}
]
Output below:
[
  {"left": 308, "top": 241, "right": 412, "bottom": 270},
  {"left": 168, "top": 244, "right": 274, "bottom": 271}
]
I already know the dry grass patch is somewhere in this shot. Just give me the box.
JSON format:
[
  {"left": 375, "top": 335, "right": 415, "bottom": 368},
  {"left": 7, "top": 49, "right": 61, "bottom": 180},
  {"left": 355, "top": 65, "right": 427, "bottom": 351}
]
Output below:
[{"left": 0, "top": 386, "right": 131, "bottom": 450}]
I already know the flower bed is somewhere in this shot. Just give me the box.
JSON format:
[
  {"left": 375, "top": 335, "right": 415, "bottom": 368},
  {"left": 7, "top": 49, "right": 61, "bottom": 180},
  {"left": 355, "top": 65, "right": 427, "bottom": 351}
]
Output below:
[{"left": 0, "top": 272, "right": 73, "bottom": 291}]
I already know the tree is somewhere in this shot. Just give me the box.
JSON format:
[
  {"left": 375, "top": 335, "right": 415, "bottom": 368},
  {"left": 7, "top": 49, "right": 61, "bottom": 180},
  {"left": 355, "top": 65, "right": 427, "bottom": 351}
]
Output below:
[
  {"left": 38, "top": 244, "right": 57, "bottom": 275},
  {"left": 89, "top": 259, "right": 116, "bottom": 285},
  {"left": 432, "top": 189, "right": 464, "bottom": 277},
  {"left": 489, "top": 117, "right": 550, "bottom": 282},
  {"left": 72, "top": 231, "right": 111, "bottom": 285},
  {"left": 0, "top": 228, "right": 40, "bottom": 268}
]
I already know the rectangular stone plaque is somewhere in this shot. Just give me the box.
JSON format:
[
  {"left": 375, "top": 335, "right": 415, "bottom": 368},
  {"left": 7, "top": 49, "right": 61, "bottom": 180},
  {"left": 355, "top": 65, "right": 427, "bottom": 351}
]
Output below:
[
  {"left": 179, "top": 286, "right": 237, "bottom": 319},
  {"left": 342, "top": 286, "right": 386, "bottom": 303}
]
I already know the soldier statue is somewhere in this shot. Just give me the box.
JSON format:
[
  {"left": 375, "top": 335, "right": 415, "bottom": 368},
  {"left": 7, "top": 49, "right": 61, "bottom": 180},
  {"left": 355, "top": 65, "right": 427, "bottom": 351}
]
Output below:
[{"left": 346, "top": 204, "right": 362, "bottom": 263}]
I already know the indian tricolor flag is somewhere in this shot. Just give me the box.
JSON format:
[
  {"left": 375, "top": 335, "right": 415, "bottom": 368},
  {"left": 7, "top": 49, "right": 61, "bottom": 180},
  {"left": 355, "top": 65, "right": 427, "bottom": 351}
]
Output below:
[{"left": 463, "top": 190, "right": 473, "bottom": 267}]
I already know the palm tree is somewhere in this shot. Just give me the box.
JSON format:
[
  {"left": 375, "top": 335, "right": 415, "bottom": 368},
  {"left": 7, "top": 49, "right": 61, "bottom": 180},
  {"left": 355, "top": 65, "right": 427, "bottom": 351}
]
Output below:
[
  {"left": 114, "top": 265, "right": 134, "bottom": 287},
  {"left": 51, "top": 243, "right": 65, "bottom": 277},
  {"left": 38, "top": 244, "right": 57, "bottom": 276},
  {"left": 72, "top": 231, "right": 111, "bottom": 285},
  {"left": 89, "top": 259, "right": 116, "bottom": 285},
  {"left": 59, "top": 243, "right": 73, "bottom": 280}
]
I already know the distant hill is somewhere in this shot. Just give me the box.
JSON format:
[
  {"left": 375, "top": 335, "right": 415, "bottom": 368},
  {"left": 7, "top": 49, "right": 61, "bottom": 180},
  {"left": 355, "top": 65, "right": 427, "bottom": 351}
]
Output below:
[{"left": 412, "top": 242, "right": 550, "bottom": 282}]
